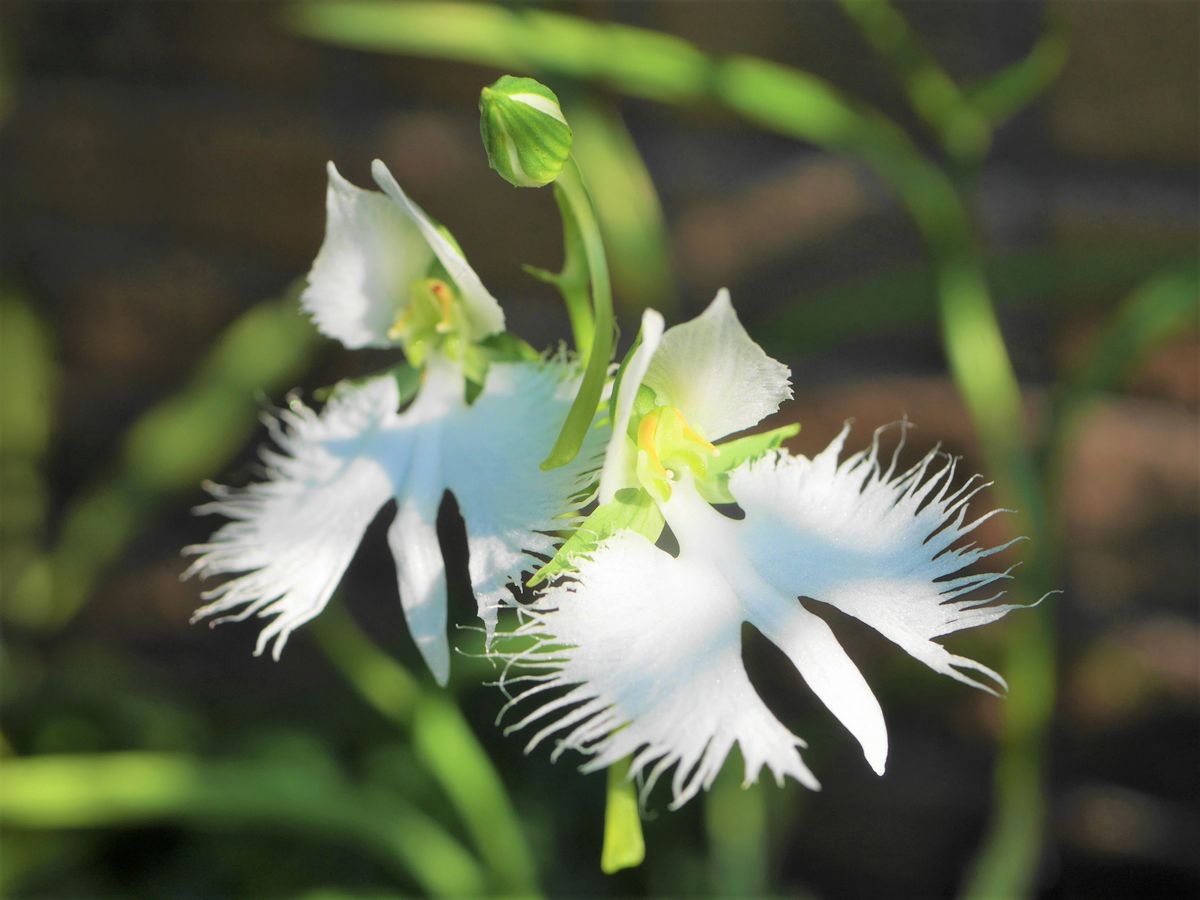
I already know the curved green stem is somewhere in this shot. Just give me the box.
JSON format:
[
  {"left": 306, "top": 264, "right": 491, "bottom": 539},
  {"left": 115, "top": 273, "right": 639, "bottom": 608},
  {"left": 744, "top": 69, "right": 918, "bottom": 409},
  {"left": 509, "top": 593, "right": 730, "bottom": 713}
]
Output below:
[{"left": 541, "top": 156, "right": 614, "bottom": 470}]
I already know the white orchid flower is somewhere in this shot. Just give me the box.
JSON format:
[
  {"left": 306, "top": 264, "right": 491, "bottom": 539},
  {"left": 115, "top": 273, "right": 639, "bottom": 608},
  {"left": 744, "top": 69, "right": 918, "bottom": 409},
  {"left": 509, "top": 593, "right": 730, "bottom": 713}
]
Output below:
[
  {"left": 186, "top": 161, "right": 599, "bottom": 684},
  {"left": 503, "top": 290, "right": 1030, "bottom": 807}
]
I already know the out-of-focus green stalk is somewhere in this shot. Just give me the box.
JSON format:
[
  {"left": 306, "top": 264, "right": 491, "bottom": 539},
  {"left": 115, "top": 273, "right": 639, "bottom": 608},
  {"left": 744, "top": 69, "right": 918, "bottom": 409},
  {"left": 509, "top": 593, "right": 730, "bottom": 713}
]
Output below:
[
  {"left": 290, "top": 2, "right": 710, "bottom": 104},
  {"left": 600, "top": 759, "right": 644, "bottom": 874},
  {"left": 541, "top": 157, "right": 613, "bottom": 470},
  {"left": 966, "top": 30, "right": 1069, "bottom": 127},
  {"left": 570, "top": 99, "right": 677, "bottom": 317},
  {"left": 837, "top": 0, "right": 989, "bottom": 159},
  {"left": 7, "top": 289, "right": 322, "bottom": 630},
  {"left": 313, "top": 608, "right": 540, "bottom": 895},
  {"left": 0, "top": 753, "right": 485, "bottom": 896},
  {"left": 1045, "top": 264, "right": 1199, "bottom": 456},
  {"left": 1038, "top": 263, "right": 1199, "bottom": 552},
  {"left": 963, "top": 266, "right": 1200, "bottom": 898},
  {"left": 0, "top": 294, "right": 56, "bottom": 604},
  {"left": 705, "top": 765, "right": 768, "bottom": 896}
]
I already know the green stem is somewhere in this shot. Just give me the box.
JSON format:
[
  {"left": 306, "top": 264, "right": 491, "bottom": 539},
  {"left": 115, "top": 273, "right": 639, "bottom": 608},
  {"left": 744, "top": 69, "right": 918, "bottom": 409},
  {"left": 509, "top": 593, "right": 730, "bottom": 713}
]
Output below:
[{"left": 541, "top": 156, "right": 614, "bottom": 470}]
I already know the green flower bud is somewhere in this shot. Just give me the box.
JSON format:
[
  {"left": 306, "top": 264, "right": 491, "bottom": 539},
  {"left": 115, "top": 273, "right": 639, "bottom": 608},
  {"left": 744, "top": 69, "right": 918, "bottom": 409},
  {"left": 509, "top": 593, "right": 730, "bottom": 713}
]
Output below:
[{"left": 479, "top": 75, "right": 573, "bottom": 188}]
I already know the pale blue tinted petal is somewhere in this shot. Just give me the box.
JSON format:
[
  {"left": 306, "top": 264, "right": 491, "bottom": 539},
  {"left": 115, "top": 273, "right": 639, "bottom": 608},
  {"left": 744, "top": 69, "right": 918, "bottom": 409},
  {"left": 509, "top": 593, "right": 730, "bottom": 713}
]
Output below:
[
  {"left": 444, "top": 360, "right": 604, "bottom": 637},
  {"left": 502, "top": 532, "right": 819, "bottom": 810},
  {"left": 186, "top": 377, "right": 402, "bottom": 657},
  {"left": 731, "top": 426, "right": 1026, "bottom": 693}
]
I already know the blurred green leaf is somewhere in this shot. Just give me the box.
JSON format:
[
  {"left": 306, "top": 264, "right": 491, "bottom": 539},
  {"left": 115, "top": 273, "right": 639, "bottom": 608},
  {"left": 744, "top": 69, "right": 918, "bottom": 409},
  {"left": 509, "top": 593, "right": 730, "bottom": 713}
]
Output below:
[
  {"left": 570, "top": 99, "right": 677, "bottom": 317},
  {"left": 1053, "top": 264, "right": 1198, "bottom": 422},
  {"left": 290, "top": 2, "right": 709, "bottom": 103},
  {"left": 0, "top": 752, "right": 485, "bottom": 896},
  {"left": 1038, "top": 262, "right": 1199, "bottom": 491},
  {"left": 7, "top": 288, "right": 322, "bottom": 631},
  {"left": 0, "top": 292, "right": 56, "bottom": 605}
]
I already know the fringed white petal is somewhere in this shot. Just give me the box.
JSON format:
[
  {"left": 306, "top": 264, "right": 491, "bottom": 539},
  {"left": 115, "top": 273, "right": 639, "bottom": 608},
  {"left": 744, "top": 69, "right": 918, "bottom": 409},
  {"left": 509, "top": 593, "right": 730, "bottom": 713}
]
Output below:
[
  {"left": 302, "top": 163, "right": 434, "bottom": 349},
  {"left": 189, "top": 356, "right": 600, "bottom": 678},
  {"left": 371, "top": 160, "right": 506, "bottom": 341},
  {"left": 388, "top": 433, "right": 451, "bottom": 686},
  {"left": 598, "top": 309, "right": 665, "bottom": 504},
  {"left": 445, "top": 360, "right": 605, "bottom": 638},
  {"left": 643, "top": 289, "right": 791, "bottom": 441},
  {"left": 185, "top": 377, "right": 403, "bottom": 658},
  {"left": 502, "top": 532, "right": 819, "bottom": 810},
  {"left": 741, "top": 583, "right": 889, "bottom": 775},
  {"left": 731, "top": 424, "right": 1028, "bottom": 693}
]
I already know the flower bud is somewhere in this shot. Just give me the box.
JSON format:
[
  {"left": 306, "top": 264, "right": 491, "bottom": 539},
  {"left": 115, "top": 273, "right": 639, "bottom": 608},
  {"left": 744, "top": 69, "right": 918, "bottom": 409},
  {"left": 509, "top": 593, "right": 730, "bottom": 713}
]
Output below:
[{"left": 479, "top": 75, "right": 572, "bottom": 188}]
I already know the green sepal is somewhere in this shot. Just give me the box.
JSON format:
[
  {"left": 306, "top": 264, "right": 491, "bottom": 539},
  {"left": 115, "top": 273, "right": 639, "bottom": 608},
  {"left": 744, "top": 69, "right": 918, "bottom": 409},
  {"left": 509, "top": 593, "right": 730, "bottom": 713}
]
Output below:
[
  {"left": 528, "top": 487, "right": 664, "bottom": 587},
  {"left": 601, "top": 758, "right": 645, "bottom": 874},
  {"left": 694, "top": 423, "right": 800, "bottom": 504}
]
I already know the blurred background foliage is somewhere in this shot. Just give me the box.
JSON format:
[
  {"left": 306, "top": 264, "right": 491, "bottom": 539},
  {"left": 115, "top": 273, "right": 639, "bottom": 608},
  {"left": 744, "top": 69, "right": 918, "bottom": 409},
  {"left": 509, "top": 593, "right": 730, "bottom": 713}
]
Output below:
[{"left": 1, "top": 1, "right": 1197, "bottom": 897}]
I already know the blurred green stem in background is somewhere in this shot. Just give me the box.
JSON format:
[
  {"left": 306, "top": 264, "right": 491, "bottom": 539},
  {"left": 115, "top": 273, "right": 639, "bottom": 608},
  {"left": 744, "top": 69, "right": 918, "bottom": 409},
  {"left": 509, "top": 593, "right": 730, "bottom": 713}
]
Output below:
[
  {"left": 0, "top": 753, "right": 485, "bottom": 897},
  {"left": 705, "top": 762, "right": 768, "bottom": 896},
  {"left": 4, "top": 287, "right": 322, "bottom": 632},
  {"left": 837, "top": 0, "right": 1067, "bottom": 161},
  {"left": 0, "top": 293, "right": 56, "bottom": 609},
  {"left": 837, "top": 0, "right": 990, "bottom": 160},
  {"left": 1043, "top": 264, "right": 1200, "bottom": 474},
  {"left": 313, "top": 606, "right": 541, "bottom": 896}
]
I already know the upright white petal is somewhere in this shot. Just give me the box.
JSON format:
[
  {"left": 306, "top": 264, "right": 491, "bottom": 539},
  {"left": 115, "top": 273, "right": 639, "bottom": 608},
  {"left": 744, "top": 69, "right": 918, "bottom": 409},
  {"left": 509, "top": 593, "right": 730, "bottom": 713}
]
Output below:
[
  {"left": 731, "top": 425, "right": 1028, "bottom": 693},
  {"left": 302, "top": 163, "right": 435, "bottom": 349},
  {"left": 186, "top": 377, "right": 404, "bottom": 658},
  {"left": 371, "top": 159, "right": 506, "bottom": 341},
  {"left": 504, "top": 531, "right": 819, "bottom": 810},
  {"left": 444, "top": 360, "right": 605, "bottom": 637},
  {"left": 598, "top": 309, "right": 664, "bottom": 503},
  {"left": 643, "top": 289, "right": 791, "bottom": 440}
]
